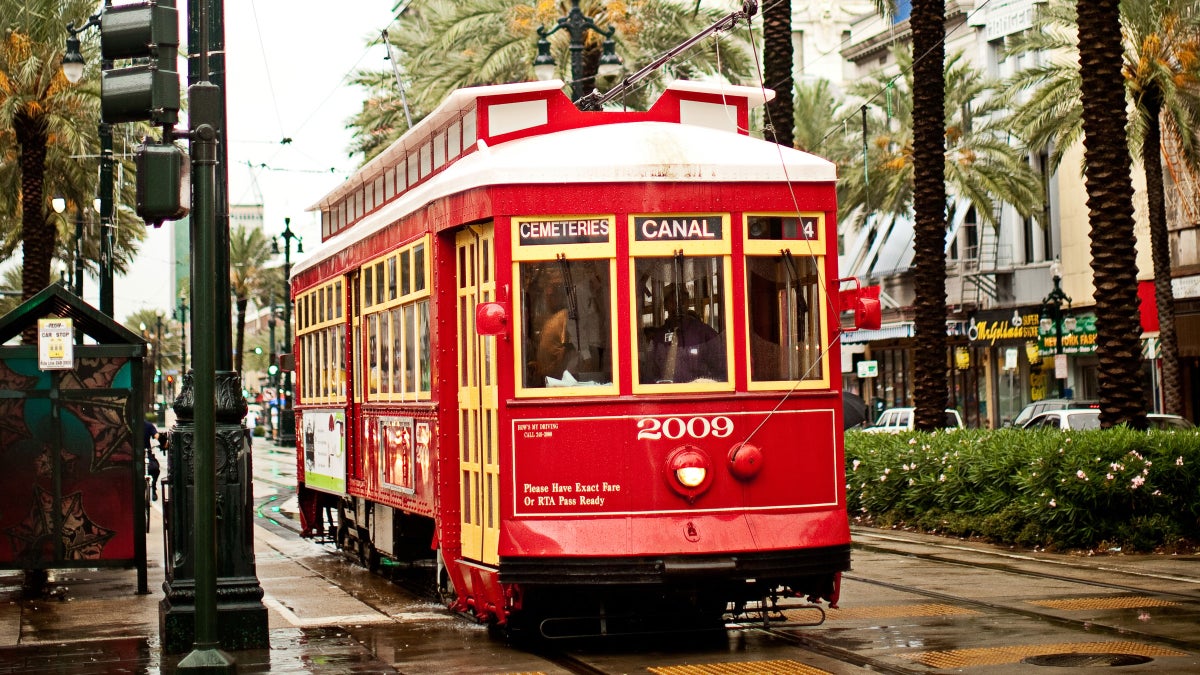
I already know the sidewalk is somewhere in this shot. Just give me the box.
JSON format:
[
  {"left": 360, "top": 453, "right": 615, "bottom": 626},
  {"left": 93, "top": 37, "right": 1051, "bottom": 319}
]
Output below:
[{"left": 0, "top": 497, "right": 399, "bottom": 673}]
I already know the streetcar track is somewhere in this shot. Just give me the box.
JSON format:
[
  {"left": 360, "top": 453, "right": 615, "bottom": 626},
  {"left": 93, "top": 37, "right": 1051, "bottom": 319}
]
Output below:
[
  {"left": 733, "top": 623, "right": 925, "bottom": 675},
  {"left": 843, "top": 572, "right": 1200, "bottom": 656},
  {"left": 851, "top": 535, "right": 1200, "bottom": 601},
  {"left": 853, "top": 529, "right": 1200, "bottom": 588}
]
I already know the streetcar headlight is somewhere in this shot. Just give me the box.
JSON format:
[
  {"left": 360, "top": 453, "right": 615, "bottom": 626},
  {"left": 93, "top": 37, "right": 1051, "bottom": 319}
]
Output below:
[
  {"left": 676, "top": 466, "right": 706, "bottom": 488},
  {"left": 664, "top": 445, "right": 714, "bottom": 502}
]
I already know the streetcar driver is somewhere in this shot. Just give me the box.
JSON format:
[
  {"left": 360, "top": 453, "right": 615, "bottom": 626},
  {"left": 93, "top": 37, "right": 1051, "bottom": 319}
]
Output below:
[
  {"left": 525, "top": 265, "right": 578, "bottom": 386},
  {"left": 641, "top": 283, "right": 725, "bottom": 384}
]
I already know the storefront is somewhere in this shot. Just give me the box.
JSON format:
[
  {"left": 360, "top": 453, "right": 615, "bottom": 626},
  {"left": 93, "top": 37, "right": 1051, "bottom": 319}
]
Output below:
[{"left": 961, "top": 307, "right": 1047, "bottom": 428}]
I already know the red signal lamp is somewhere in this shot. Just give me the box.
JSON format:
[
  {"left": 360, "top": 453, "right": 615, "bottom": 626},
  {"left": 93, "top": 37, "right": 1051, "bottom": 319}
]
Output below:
[{"left": 727, "top": 442, "right": 763, "bottom": 481}]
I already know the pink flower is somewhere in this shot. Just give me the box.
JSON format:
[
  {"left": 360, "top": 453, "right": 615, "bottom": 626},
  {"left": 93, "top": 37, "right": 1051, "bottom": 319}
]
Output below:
[
  {"left": 1177, "top": 457, "right": 1185, "bottom": 466},
  {"left": 1106, "top": 473, "right": 1114, "bottom": 481},
  {"left": 1131, "top": 475, "right": 1145, "bottom": 489},
  {"left": 1076, "top": 470, "right": 1088, "bottom": 481},
  {"left": 852, "top": 459, "right": 861, "bottom": 471},
  {"left": 1049, "top": 499, "right": 1057, "bottom": 507}
]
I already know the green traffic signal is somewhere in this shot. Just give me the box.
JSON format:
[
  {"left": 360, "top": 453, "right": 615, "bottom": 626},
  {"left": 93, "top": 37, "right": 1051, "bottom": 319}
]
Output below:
[{"left": 268, "top": 365, "right": 279, "bottom": 376}]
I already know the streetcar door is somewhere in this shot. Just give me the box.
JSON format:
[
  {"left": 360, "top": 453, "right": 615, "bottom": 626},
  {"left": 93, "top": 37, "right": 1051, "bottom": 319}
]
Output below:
[
  {"left": 347, "top": 270, "right": 361, "bottom": 477},
  {"left": 455, "top": 225, "right": 499, "bottom": 565}
]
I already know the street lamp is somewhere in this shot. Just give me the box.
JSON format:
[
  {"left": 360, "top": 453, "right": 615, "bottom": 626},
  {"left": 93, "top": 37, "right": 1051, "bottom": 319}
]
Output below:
[
  {"left": 156, "top": 315, "right": 165, "bottom": 425},
  {"left": 534, "top": 0, "right": 623, "bottom": 104},
  {"left": 273, "top": 218, "right": 302, "bottom": 446},
  {"left": 62, "top": 14, "right": 115, "bottom": 317},
  {"left": 1040, "top": 266, "right": 1074, "bottom": 398},
  {"left": 176, "top": 299, "right": 188, "bottom": 374}
]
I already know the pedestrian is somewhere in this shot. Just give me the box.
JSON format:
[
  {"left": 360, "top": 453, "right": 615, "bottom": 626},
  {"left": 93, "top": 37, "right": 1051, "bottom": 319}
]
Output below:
[
  {"left": 144, "top": 418, "right": 158, "bottom": 453},
  {"left": 146, "top": 449, "right": 160, "bottom": 501},
  {"left": 144, "top": 417, "right": 160, "bottom": 500}
]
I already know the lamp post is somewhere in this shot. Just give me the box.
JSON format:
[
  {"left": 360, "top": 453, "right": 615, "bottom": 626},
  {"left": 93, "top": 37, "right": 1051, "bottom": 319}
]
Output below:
[
  {"left": 533, "top": 0, "right": 622, "bottom": 104},
  {"left": 1040, "top": 268, "right": 1074, "bottom": 398},
  {"left": 156, "top": 315, "right": 166, "bottom": 425},
  {"left": 176, "top": 299, "right": 189, "bottom": 374},
  {"left": 62, "top": 12, "right": 115, "bottom": 317},
  {"left": 266, "top": 297, "right": 278, "bottom": 440},
  {"left": 273, "top": 218, "right": 302, "bottom": 446}
]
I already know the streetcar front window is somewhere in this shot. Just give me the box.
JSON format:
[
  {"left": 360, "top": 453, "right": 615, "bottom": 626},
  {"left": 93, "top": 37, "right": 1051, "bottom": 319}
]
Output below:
[
  {"left": 519, "top": 259, "right": 612, "bottom": 389},
  {"left": 635, "top": 256, "right": 728, "bottom": 385}
]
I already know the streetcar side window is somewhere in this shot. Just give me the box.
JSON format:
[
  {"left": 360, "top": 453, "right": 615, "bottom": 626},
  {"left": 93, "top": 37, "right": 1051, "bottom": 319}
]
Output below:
[
  {"left": 295, "top": 280, "right": 348, "bottom": 404},
  {"left": 518, "top": 259, "right": 613, "bottom": 389},
  {"left": 635, "top": 257, "right": 728, "bottom": 386},
  {"left": 745, "top": 254, "right": 823, "bottom": 382},
  {"left": 359, "top": 236, "right": 433, "bottom": 402}
]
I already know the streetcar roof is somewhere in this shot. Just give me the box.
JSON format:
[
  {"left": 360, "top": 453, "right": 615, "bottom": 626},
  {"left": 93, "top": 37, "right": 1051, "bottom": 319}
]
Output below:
[{"left": 295, "top": 80, "right": 834, "bottom": 277}]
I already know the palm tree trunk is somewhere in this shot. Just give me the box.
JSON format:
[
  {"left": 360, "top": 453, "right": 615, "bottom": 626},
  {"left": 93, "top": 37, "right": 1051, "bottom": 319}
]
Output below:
[
  {"left": 763, "top": 0, "right": 794, "bottom": 148},
  {"left": 16, "top": 112, "right": 52, "bottom": 300},
  {"left": 910, "top": 0, "right": 949, "bottom": 430},
  {"left": 1141, "top": 97, "right": 1183, "bottom": 415},
  {"left": 1076, "top": 0, "right": 1146, "bottom": 428}
]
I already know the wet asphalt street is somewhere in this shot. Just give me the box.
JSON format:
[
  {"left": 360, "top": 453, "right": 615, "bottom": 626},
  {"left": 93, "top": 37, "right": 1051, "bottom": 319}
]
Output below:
[
  {"left": 0, "top": 439, "right": 1195, "bottom": 673},
  {"left": 252, "top": 440, "right": 1200, "bottom": 674}
]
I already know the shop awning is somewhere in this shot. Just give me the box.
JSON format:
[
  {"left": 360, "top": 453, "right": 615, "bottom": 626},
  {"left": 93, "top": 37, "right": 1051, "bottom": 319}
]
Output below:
[{"left": 840, "top": 322, "right": 914, "bottom": 344}]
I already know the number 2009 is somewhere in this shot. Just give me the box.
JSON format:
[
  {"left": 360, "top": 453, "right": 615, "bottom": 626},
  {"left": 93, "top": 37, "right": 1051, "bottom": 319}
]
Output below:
[{"left": 636, "top": 416, "right": 734, "bottom": 440}]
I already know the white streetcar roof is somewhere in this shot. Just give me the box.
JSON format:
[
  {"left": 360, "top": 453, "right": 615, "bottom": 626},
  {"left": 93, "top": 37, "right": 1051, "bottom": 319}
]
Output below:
[{"left": 295, "top": 80, "right": 832, "bottom": 278}]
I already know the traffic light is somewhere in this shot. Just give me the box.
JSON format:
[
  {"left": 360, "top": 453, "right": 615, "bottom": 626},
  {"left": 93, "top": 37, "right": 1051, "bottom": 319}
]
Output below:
[
  {"left": 154, "top": 367, "right": 162, "bottom": 383},
  {"left": 267, "top": 364, "right": 279, "bottom": 377},
  {"left": 135, "top": 141, "right": 189, "bottom": 225},
  {"left": 100, "top": 2, "right": 180, "bottom": 126}
]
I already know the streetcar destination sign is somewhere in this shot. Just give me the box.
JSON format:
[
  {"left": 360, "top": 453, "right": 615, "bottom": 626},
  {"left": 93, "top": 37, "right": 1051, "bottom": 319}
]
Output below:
[
  {"left": 634, "top": 215, "right": 723, "bottom": 241},
  {"left": 517, "top": 217, "right": 610, "bottom": 246}
]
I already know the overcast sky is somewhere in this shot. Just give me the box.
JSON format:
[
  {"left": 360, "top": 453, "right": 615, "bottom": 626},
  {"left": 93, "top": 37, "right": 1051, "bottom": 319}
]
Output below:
[{"left": 113, "top": 1, "right": 397, "bottom": 322}]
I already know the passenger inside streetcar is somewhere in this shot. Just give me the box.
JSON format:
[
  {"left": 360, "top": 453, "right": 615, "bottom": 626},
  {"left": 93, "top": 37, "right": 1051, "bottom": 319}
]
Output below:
[
  {"left": 521, "top": 260, "right": 612, "bottom": 388},
  {"left": 637, "top": 258, "right": 727, "bottom": 385}
]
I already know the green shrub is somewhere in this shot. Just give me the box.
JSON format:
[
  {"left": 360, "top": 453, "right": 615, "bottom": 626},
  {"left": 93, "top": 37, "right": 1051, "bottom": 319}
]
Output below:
[{"left": 845, "top": 427, "right": 1200, "bottom": 551}]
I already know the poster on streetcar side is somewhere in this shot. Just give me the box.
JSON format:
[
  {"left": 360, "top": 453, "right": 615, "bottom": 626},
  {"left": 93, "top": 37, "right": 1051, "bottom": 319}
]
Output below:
[
  {"left": 302, "top": 410, "right": 346, "bottom": 494},
  {"left": 380, "top": 417, "right": 415, "bottom": 493}
]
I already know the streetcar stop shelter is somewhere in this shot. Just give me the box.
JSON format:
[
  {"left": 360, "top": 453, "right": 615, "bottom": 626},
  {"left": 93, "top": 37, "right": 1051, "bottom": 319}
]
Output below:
[{"left": 0, "top": 284, "right": 150, "bottom": 593}]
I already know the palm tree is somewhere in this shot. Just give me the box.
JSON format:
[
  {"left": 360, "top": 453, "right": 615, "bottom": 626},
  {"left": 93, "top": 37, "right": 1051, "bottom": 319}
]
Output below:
[
  {"left": 229, "top": 223, "right": 277, "bottom": 375},
  {"left": 1076, "top": 0, "right": 1146, "bottom": 428},
  {"left": 828, "top": 49, "right": 1042, "bottom": 233},
  {"left": 1, "top": 0, "right": 100, "bottom": 311},
  {"left": 352, "top": 0, "right": 755, "bottom": 161},
  {"left": 1, "top": 1, "right": 150, "bottom": 316},
  {"left": 909, "top": 0, "right": 949, "bottom": 430},
  {"left": 1007, "top": 0, "right": 1200, "bottom": 417},
  {"left": 762, "top": 0, "right": 793, "bottom": 148}
]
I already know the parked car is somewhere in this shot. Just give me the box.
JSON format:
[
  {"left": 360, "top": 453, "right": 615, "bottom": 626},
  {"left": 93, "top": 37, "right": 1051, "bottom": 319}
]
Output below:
[
  {"left": 1146, "top": 413, "right": 1195, "bottom": 430},
  {"left": 862, "top": 407, "right": 964, "bottom": 433},
  {"left": 1020, "top": 409, "right": 1101, "bottom": 430},
  {"left": 1009, "top": 398, "right": 1099, "bottom": 428}
]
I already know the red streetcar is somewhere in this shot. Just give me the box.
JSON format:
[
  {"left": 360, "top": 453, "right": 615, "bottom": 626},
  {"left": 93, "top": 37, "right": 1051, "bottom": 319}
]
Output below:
[{"left": 291, "top": 79, "right": 876, "bottom": 636}]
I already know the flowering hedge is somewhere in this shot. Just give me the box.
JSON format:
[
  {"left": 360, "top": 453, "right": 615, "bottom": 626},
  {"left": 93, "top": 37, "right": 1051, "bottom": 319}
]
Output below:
[{"left": 844, "top": 427, "right": 1200, "bottom": 551}]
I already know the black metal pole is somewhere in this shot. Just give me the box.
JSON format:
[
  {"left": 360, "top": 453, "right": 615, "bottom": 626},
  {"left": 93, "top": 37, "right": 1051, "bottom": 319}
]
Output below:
[
  {"left": 176, "top": 79, "right": 235, "bottom": 674},
  {"left": 156, "top": 316, "right": 166, "bottom": 424},
  {"left": 98, "top": 121, "right": 114, "bottom": 317},
  {"left": 177, "top": 300, "right": 189, "bottom": 373},
  {"left": 267, "top": 303, "right": 276, "bottom": 440},
  {"left": 187, "top": 0, "right": 232, "bottom": 369},
  {"left": 1054, "top": 309, "right": 1064, "bottom": 398},
  {"left": 279, "top": 219, "right": 296, "bottom": 446}
]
